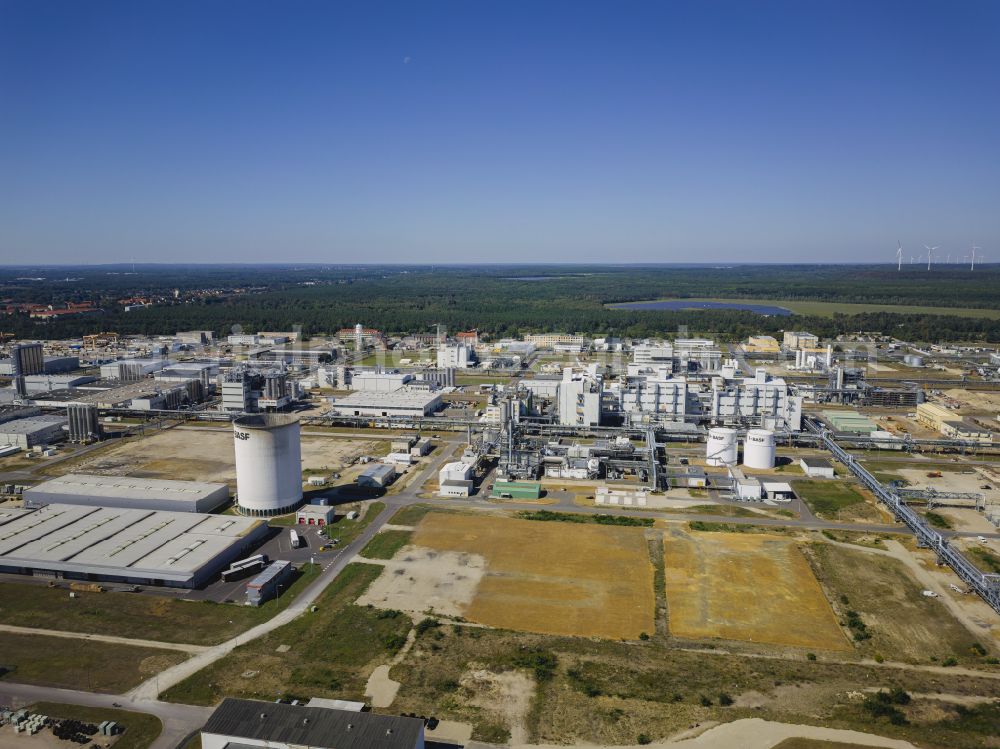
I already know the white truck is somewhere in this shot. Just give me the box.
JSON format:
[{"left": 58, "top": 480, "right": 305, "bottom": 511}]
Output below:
[{"left": 289, "top": 529, "right": 302, "bottom": 548}]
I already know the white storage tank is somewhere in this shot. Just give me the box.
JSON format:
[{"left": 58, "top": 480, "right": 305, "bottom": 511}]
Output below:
[
  {"left": 706, "top": 427, "right": 738, "bottom": 467},
  {"left": 742, "top": 428, "right": 776, "bottom": 470},
  {"left": 234, "top": 413, "right": 303, "bottom": 516}
]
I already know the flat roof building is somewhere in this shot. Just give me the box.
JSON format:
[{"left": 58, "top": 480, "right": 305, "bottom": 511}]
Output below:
[
  {"left": 329, "top": 389, "right": 442, "bottom": 418},
  {"left": 800, "top": 457, "right": 835, "bottom": 478},
  {"left": 0, "top": 504, "right": 267, "bottom": 587},
  {"left": 296, "top": 504, "right": 335, "bottom": 526},
  {"left": 24, "top": 473, "right": 229, "bottom": 513},
  {"left": 357, "top": 463, "right": 396, "bottom": 488},
  {"left": 491, "top": 480, "right": 542, "bottom": 499},
  {"left": 201, "top": 698, "right": 424, "bottom": 749},
  {"left": 0, "top": 415, "right": 67, "bottom": 449}
]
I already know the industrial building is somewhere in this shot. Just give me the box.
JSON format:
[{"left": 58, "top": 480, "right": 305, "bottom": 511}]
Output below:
[
  {"left": 21, "top": 374, "right": 97, "bottom": 394},
  {"left": 0, "top": 504, "right": 267, "bottom": 587},
  {"left": 129, "top": 381, "right": 203, "bottom": 411},
  {"left": 524, "top": 333, "right": 587, "bottom": 348},
  {"left": 350, "top": 369, "right": 413, "bottom": 392},
  {"left": 67, "top": 403, "right": 100, "bottom": 443},
  {"left": 234, "top": 414, "right": 303, "bottom": 517},
  {"left": 708, "top": 366, "right": 802, "bottom": 431},
  {"left": 221, "top": 365, "right": 295, "bottom": 412},
  {"left": 296, "top": 504, "right": 335, "bottom": 526},
  {"left": 557, "top": 367, "right": 603, "bottom": 426},
  {"left": 439, "top": 479, "right": 473, "bottom": 497},
  {"left": 630, "top": 339, "right": 722, "bottom": 374},
  {"left": 439, "top": 461, "right": 475, "bottom": 497},
  {"left": 99, "top": 357, "right": 169, "bottom": 380},
  {"left": 800, "top": 457, "right": 835, "bottom": 478},
  {"left": 491, "top": 480, "right": 542, "bottom": 499},
  {"left": 0, "top": 405, "right": 41, "bottom": 425},
  {"left": 616, "top": 370, "right": 694, "bottom": 425},
  {"left": 24, "top": 474, "right": 229, "bottom": 513},
  {"left": 201, "top": 698, "right": 425, "bottom": 749},
  {"left": 783, "top": 331, "right": 820, "bottom": 349},
  {"left": 0, "top": 354, "right": 78, "bottom": 376},
  {"left": 328, "top": 389, "right": 442, "bottom": 418},
  {"left": 357, "top": 463, "right": 396, "bottom": 489},
  {"left": 9, "top": 343, "right": 44, "bottom": 376},
  {"left": 437, "top": 342, "right": 474, "bottom": 369},
  {"left": 154, "top": 360, "right": 221, "bottom": 390},
  {"left": 0, "top": 415, "right": 66, "bottom": 449},
  {"left": 822, "top": 410, "right": 878, "bottom": 434},
  {"left": 916, "top": 402, "right": 962, "bottom": 433}
]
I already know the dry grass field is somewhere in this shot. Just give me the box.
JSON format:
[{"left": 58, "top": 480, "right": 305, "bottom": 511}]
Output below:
[
  {"left": 363, "top": 512, "right": 656, "bottom": 639},
  {"left": 663, "top": 527, "right": 850, "bottom": 651},
  {"left": 804, "top": 542, "right": 986, "bottom": 664}
]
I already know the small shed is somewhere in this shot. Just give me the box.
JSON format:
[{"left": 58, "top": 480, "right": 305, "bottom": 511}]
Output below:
[{"left": 800, "top": 457, "right": 835, "bottom": 479}]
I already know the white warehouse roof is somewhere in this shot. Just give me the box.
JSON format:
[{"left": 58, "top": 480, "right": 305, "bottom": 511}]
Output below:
[
  {"left": 25, "top": 473, "right": 229, "bottom": 513},
  {"left": 0, "top": 503, "right": 266, "bottom": 587}
]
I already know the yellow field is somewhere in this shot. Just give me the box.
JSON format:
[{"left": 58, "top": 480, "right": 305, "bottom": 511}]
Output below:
[
  {"left": 411, "top": 513, "right": 656, "bottom": 639},
  {"left": 663, "top": 528, "right": 850, "bottom": 651}
]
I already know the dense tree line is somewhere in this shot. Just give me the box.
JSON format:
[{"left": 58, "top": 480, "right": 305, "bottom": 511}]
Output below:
[{"left": 2, "top": 264, "right": 999, "bottom": 343}]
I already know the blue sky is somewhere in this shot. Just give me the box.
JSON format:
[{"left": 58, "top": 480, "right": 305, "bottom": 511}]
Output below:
[{"left": 1, "top": 1, "right": 998, "bottom": 264}]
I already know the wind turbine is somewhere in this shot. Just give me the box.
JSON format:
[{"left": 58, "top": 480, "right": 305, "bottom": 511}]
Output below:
[
  {"left": 896, "top": 241, "right": 903, "bottom": 271},
  {"left": 947, "top": 253, "right": 952, "bottom": 264},
  {"left": 923, "top": 245, "right": 939, "bottom": 271},
  {"left": 971, "top": 243, "right": 981, "bottom": 271}
]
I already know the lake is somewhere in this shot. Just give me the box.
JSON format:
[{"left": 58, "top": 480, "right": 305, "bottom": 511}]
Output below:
[{"left": 611, "top": 299, "right": 793, "bottom": 316}]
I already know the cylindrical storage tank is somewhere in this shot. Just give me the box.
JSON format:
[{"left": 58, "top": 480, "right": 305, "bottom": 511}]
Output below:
[
  {"left": 742, "top": 428, "right": 776, "bottom": 469},
  {"left": 706, "top": 427, "right": 738, "bottom": 467},
  {"left": 234, "top": 413, "right": 303, "bottom": 517},
  {"left": 903, "top": 354, "right": 924, "bottom": 367}
]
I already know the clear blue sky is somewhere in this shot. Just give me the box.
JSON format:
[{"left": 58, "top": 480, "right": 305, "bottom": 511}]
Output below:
[{"left": 1, "top": 0, "right": 998, "bottom": 264}]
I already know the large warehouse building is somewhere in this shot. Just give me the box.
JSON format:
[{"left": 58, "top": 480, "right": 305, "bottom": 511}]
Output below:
[
  {"left": 0, "top": 415, "right": 67, "bottom": 449},
  {"left": 328, "top": 388, "right": 442, "bottom": 418},
  {"left": 0, "top": 503, "right": 267, "bottom": 588},
  {"left": 24, "top": 473, "right": 230, "bottom": 513}
]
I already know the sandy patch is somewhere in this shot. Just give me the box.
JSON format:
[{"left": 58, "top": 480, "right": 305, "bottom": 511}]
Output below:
[
  {"left": 356, "top": 546, "right": 486, "bottom": 618},
  {"left": 72, "top": 428, "right": 380, "bottom": 483},
  {"left": 462, "top": 668, "right": 535, "bottom": 745}
]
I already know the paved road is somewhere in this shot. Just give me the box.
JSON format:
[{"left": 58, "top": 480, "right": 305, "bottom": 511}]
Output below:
[
  {"left": 0, "top": 683, "right": 212, "bottom": 749},
  {"left": 127, "top": 501, "right": 399, "bottom": 702}
]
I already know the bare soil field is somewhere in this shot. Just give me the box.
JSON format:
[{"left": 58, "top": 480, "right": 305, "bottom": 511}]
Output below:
[
  {"left": 663, "top": 527, "right": 849, "bottom": 651},
  {"left": 942, "top": 388, "right": 1000, "bottom": 414},
  {"left": 64, "top": 428, "right": 381, "bottom": 484},
  {"left": 364, "top": 512, "right": 656, "bottom": 639},
  {"left": 356, "top": 547, "right": 487, "bottom": 618}
]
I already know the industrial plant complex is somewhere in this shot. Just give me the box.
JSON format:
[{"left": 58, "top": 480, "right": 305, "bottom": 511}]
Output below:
[{"left": 1, "top": 316, "right": 1000, "bottom": 749}]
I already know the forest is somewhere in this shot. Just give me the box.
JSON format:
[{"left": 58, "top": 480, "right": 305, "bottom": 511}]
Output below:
[{"left": 2, "top": 264, "right": 999, "bottom": 343}]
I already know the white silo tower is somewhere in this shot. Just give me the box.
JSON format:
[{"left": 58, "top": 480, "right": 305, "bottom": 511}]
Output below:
[
  {"left": 742, "top": 428, "right": 776, "bottom": 470},
  {"left": 233, "top": 413, "right": 303, "bottom": 516},
  {"left": 706, "top": 427, "right": 738, "bottom": 467}
]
